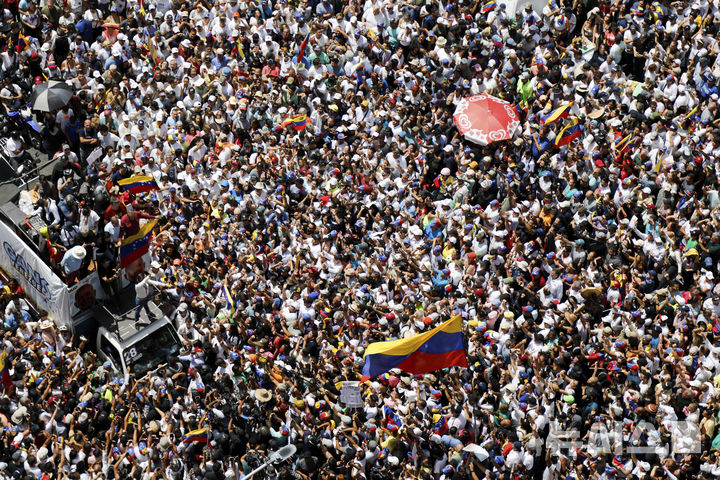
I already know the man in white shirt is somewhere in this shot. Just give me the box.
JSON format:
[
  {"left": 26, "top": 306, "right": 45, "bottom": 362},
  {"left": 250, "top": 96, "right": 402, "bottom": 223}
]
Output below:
[
  {"left": 104, "top": 215, "right": 121, "bottom": 243},
  {"left": 134, "top": 271, "right": 167, "bottom": 323}
]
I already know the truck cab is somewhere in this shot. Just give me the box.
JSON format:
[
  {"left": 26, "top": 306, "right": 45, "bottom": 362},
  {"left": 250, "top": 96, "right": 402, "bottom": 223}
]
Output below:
[{"left": 96, "top": 316, "right": 182, "bottom": 381}]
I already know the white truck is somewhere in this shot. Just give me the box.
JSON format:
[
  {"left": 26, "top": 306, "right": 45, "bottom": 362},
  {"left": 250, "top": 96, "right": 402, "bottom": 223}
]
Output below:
[{"left": 0, "top": 201, "right": 181, "bottom": 380}]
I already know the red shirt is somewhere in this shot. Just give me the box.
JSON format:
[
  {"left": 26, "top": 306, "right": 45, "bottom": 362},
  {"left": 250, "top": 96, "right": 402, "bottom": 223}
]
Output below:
[
  {"left": 104, "top": 203, "right": 127, "bottom": 222},
  {"left": 120, "top": 212, "right": 154, "bottom": 238}
]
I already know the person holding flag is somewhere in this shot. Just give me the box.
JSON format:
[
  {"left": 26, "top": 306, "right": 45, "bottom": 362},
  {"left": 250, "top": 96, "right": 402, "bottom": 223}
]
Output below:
[{"left": 296, "top": 29, "right": 311, "bottom": 66}]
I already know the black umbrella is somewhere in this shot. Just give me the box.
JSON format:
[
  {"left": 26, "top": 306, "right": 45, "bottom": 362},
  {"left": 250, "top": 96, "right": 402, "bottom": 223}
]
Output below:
[{"left": 30, "top": 80, "right": 73, "bottom": 112}]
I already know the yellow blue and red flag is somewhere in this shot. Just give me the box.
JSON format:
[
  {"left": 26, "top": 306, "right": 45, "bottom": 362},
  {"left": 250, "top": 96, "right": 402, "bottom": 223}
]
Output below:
[
  {"left": 0, "top": 349, "right": 10, "bottom": 391},
  {"left": 297, "top": 31, "right": 311, "bottom": 65},
  {"left": 120, "top": 218, "right": 158, "bottom": 268},
  {"left": 540, "top": 102, "right": 572, "bottom": 124},
  {"left": 183, "top": 428, "right": 209, "bottom": 444},
  {"left": 555, "top": 118, "right": 583, "bottom": 146},
  {"left": 614, "top": 132, "right": 628, "bottom": 147},
  {"left": 117, "top": 175, "right": 159, "bottom": 194},
  {"left": 620, "top": 135, "right": 640, "bottom": 153},
  {"left": 384, "top": 406, "right": 402, "bottom": 431},
  {"left": 362, "top": 316, "right": 467, "bottom": 380},
  {"left": 221, "top": 284, "right": 235, "bottom": 314},
  {"left": 275, "top": 114, "right": 307, "bottom": 131},
  {"left": 482, "top": 0, "right": 497, "bottom": 12}
]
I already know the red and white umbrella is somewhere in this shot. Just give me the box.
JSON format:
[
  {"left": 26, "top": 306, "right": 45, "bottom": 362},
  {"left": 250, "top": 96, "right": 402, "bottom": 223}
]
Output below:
[{"left": 453, "top": 94, "right": 520, "bottom": 146}]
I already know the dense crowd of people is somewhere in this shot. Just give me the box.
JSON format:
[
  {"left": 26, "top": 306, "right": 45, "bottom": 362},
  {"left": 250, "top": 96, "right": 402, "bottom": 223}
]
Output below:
[{"left": 2, "top": 0, "right": 720, "bottom": 479}]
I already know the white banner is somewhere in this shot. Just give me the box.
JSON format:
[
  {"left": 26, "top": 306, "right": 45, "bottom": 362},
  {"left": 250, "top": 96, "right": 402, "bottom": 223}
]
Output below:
[{"left": 0, "top": 221, "right": 71, "bottom": 329}]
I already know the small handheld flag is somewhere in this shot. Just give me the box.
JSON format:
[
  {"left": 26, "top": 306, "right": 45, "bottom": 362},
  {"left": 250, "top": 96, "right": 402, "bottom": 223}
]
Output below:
[
  {"left": 297, "top": 31, "right": 311, "bottom": 65},
  {"left": 221, "top": 284, "right": 235, "bottom": 315},
  {"left": 555, "top": 118, "right": 583, "bottom": 147},
  {"left": 620, "top": 136, "right": 639, "bottom": 153},
  {"left": 614, "top": 133, "right": 635, "bottom": 152},
  {"left": 384, "top": 406, "right": 403, "bottom": 431},
  {"left": 433, "top": 416, "right": 449, "bottom": 435},
  {"left": 540, "top": 102, "right": 572, "bottom": 124},
  {"left": 482, "top": 0, "right": 497, "bottom": 12},
  {"left": 275, "top": 114, "right": 307, "bottom": 131},
  {"left": 183, "top": 428, "right": 209, "bottom": 444}
]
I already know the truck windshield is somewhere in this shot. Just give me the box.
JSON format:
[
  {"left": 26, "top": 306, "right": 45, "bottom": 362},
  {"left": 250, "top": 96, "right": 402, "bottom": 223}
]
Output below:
[{"left": 123, "top": 325, "right": 181, "bottom": 377}]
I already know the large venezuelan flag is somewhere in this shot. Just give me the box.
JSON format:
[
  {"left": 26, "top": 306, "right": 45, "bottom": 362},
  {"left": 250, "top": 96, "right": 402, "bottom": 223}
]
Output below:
[
  {"left": 120, "top": 218, "right": 159, "bottom": 268},
  {"left": 117, "top": 175, "right": 159, "bottom": 194},
  {"left": 362, "top": 316, "right": 467, "bottom": 379}
]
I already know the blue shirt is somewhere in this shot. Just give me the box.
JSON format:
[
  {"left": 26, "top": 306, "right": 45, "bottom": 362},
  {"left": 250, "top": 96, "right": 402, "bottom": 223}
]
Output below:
[
  {"left": 60, "top": 249, "right": 84, "bottom": 274},
  {"left": 211, "top": 56, "right": 229, "bottom": 72},
  {"left": 441, "top": 435, "right": 463, "bottom": 449},
  {"left": 104, "top": 54, "right": 125, "bottom": 69},
  {"left": 5, "top": 310, "right": 30, "bottom": 328},
  {"left": 424, "top": 223, "right": 443, "bottom": 240},
  {"left": 432, "top": 271, "right": 450, "bottom": 289},
  {"left": 65, "top": 122, "right": 81, "bottom": 145},
  {"left": 531, "top": 134, "right": 551, "bottom": 159},
  {"left": 700, "top": 81, "right": 718, "bottom": 100}
]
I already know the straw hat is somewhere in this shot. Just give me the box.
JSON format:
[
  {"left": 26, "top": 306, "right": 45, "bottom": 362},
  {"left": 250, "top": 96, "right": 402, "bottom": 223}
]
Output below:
[
  {"left": 255, "top": 389, "right": 272, "bottom": 403},
  {"left": 69, "top": 245, "right": 87, "bottom": 260}
]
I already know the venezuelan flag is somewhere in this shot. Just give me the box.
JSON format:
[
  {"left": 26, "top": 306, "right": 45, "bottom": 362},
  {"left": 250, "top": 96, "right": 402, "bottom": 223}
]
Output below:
[
  {"left": 541, "top": 103, "right": 572, "bottom": 124},
  {"left": 236, "top": 38, "right": 245, "bottom": 60},
  {"left": 653, "top": 153, "right": 663, "bottom": 173},
  {"left": 117, "top": 175, "right": 159, "bottom": 194},
  {"left": 0, "top": 349, "right": 11, "bottom": 391},
  {"left": 482, "top": 0, "right": 497, "bottom": 12},
  {"left": 276, "top": 114, "right": 307, "bottom": 131},
  {"left": 384, "top": 406, "right": 402, "bottom": 431},
  {"left": 362, "top": 316, "right": 467, "bottom": 379},
  {"left": 183, "top": 428, "right": 209, "bottom": 444},
  {"left": 222, "top": 284, "right": 235, "bottom": 314},
  {"left": 291, "top": 114, "right": 307, "bottom": 131},
  {"left": 433, "top": 416, "right": 449, "bottom": 435},
  {"left": 297, "top": 31, "right": 311, "bottom": 65},
  {"left": 614, "top": 133, "right": 638, "bottom": 152},
  {"left": 120, "top": 218, "right": 158, "bottom": 268},
  {"left": 555, "top": 118, "right": 583, "bottom": 147},
  {"left": 620, "top": 136, "right": 639, "bottom": 153}
]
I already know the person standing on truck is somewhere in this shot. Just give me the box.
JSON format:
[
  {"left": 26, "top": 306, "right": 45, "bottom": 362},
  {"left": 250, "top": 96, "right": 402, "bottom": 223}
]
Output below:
[
  {"left": 98, "top": 254, "right": 120, "bottom": 308},
  {"left": 103, "top": 194, "right": 126, "bottom": 223},
  {"left": 134, "top": 271, "right": 166, "bottom": 323},
  {"left": 120, "top": 204, "right": 156, "bottom": 238}
]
